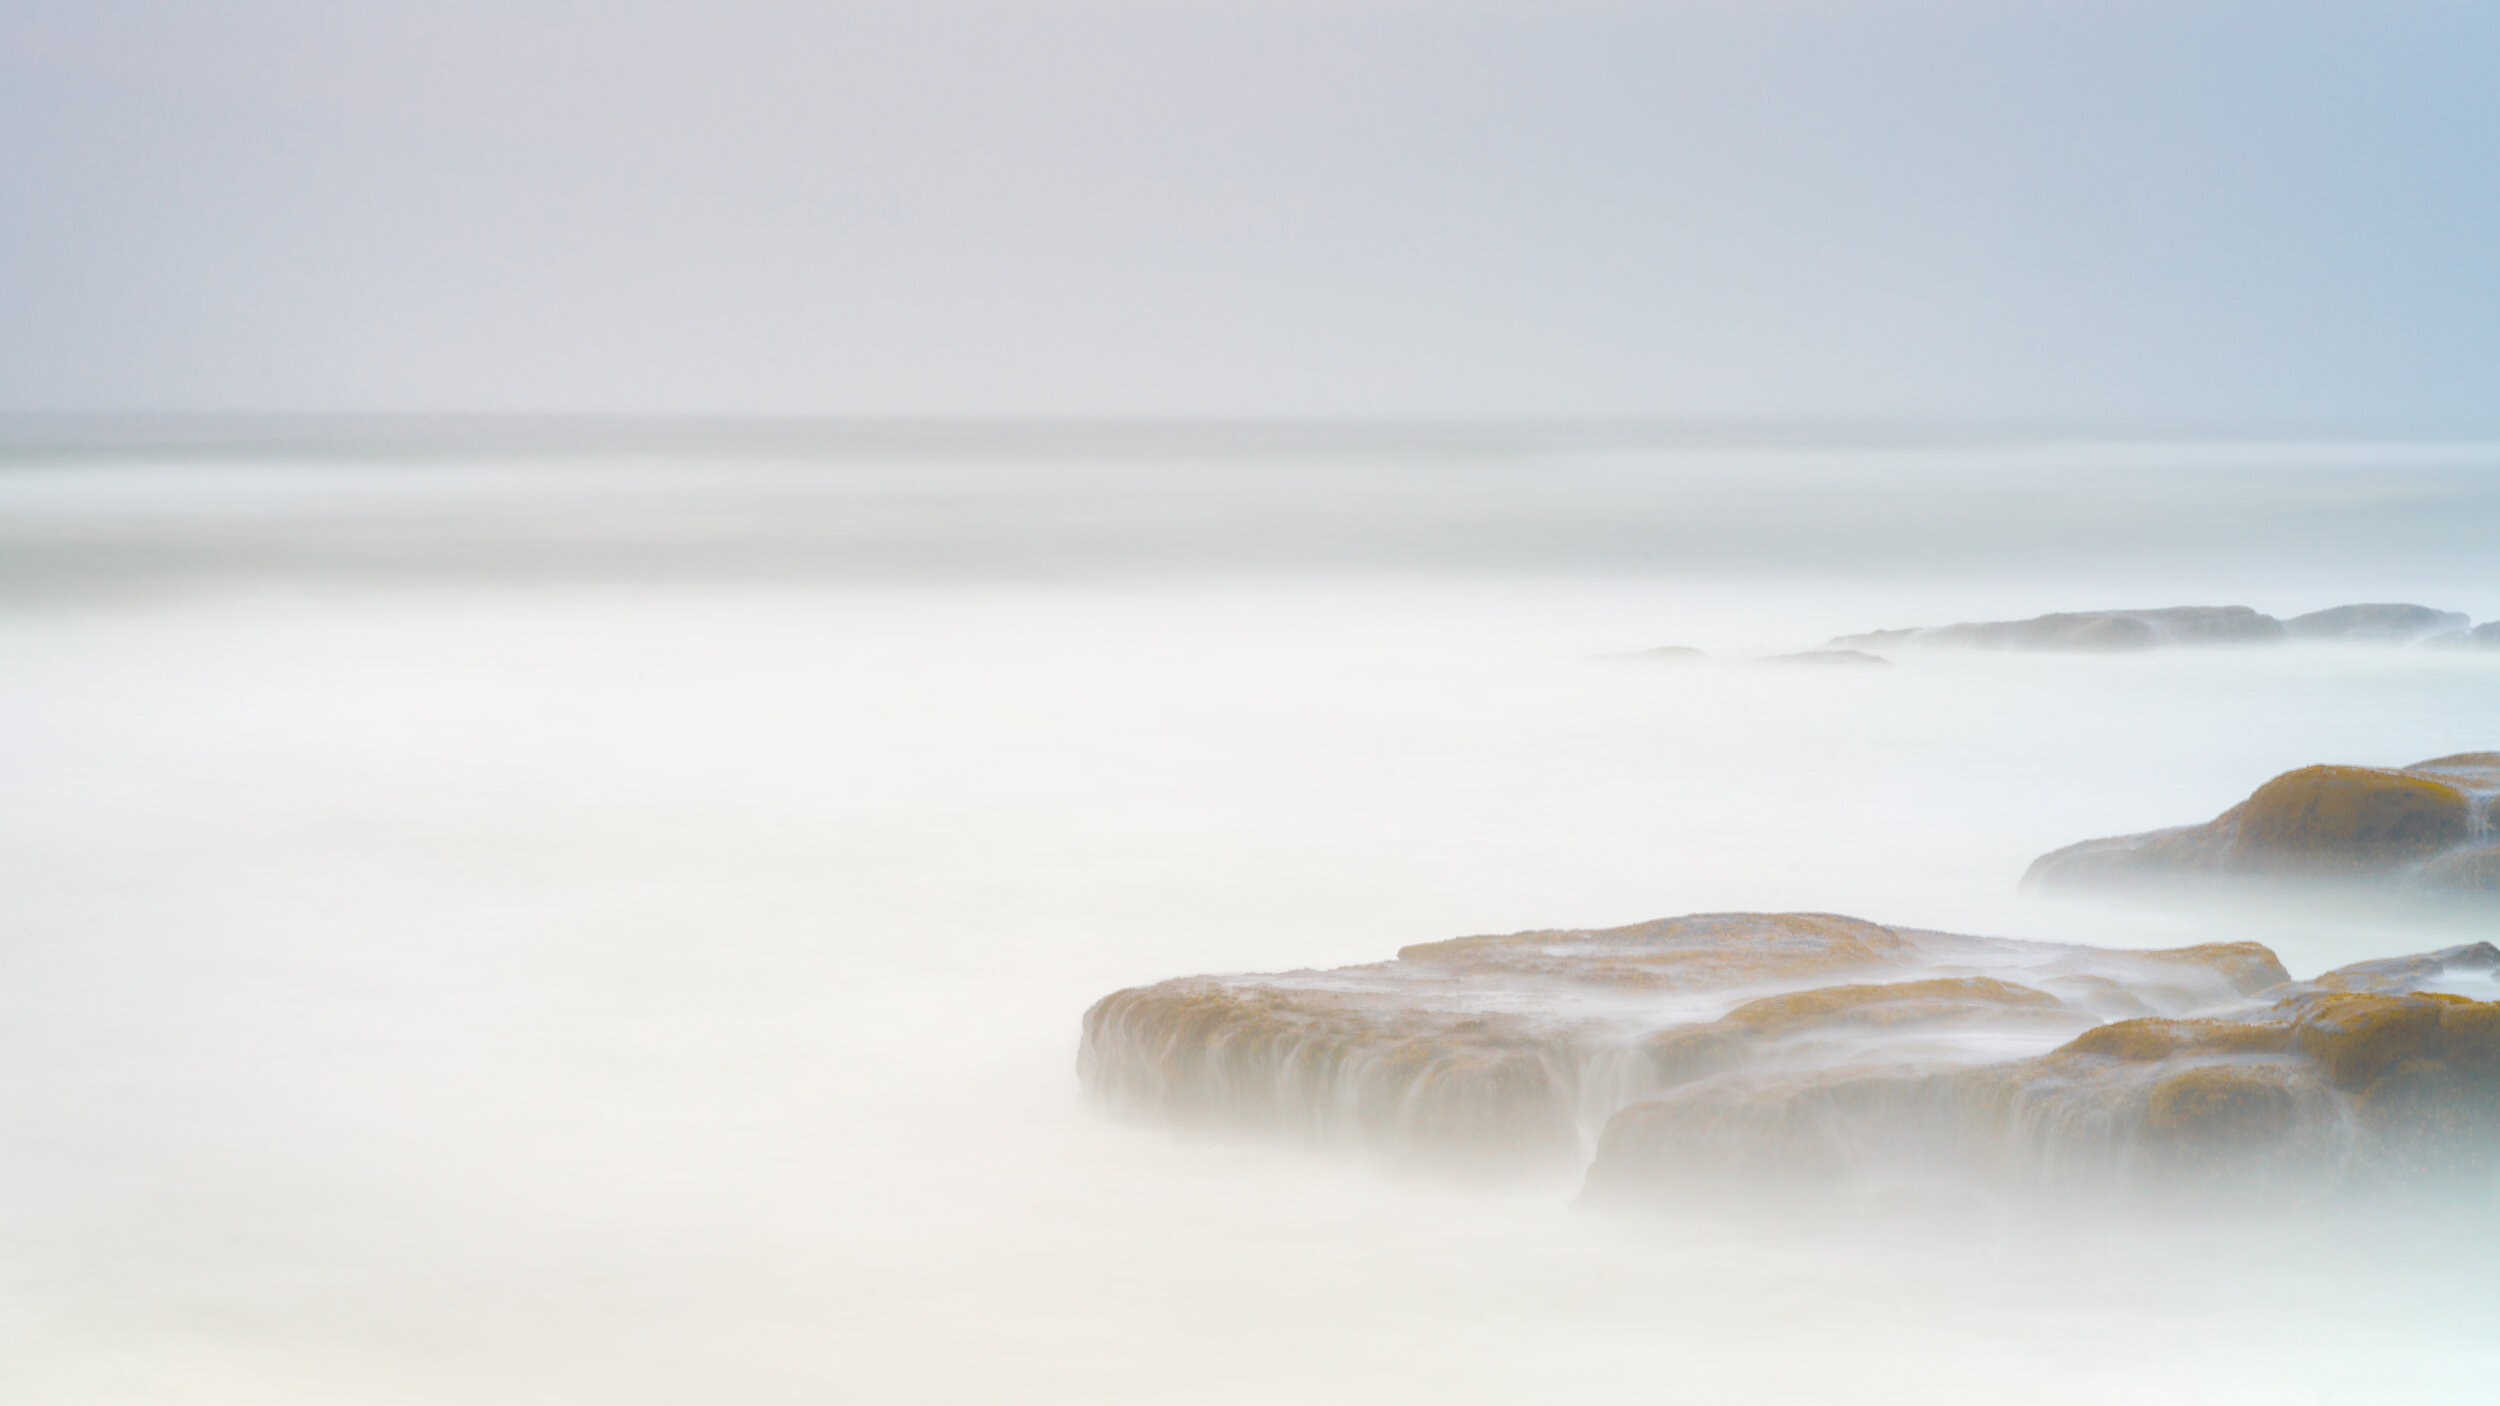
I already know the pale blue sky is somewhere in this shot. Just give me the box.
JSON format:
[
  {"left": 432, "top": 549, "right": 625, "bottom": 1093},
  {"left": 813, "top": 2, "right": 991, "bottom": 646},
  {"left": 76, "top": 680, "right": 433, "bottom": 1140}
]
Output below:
[{"left": 2, "top": 1, "right": 2494, "bottom": 425}]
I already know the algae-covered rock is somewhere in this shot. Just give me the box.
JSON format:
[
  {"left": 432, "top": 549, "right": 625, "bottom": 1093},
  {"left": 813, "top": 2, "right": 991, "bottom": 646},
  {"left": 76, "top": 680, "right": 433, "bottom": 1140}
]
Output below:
[
  {"left": 1080, "top": 912, "right": 2281, "bottom": 1174},
  {"left": 2285, "top": 603, "right": 2469, "bottom": 642},
  {"left": 1086, "top": 909, "right": 2500, "bottom": 1200},
  {"left": 1716, "top": 976, "right": 2069, "bottom": 1036},
  {"left": 1390, "top": 911, "right": 1919, "bottom": 990},
  {"left": 1633, "top": 975, "right": 2100, "bottom": 1095},
  {"left": 1584, "top": 959, "right": 2500, "bottom": 1203},
  {"left": 2025, "top": 753, "right": 2500, "bottom": 896},
  {"left": 1829, "top": 605, "right": 2286, "bottom": 654},
  {"left": 1581, "top": 1051, "right": 2351, "bottom": 1198},
  {"left": 2136, "top": 1064, "right": 2314, "bottom": 1165},
  {"left": 2233, "top": 766, "right": 2472, "bottom": 873},
  {"left": 2057, "top": 1016, "right": 2292, "bottom": 1061}
]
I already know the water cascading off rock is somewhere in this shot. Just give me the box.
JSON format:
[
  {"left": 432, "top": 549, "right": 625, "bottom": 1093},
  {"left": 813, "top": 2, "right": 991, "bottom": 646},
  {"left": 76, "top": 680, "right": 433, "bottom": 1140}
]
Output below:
[{"left": 1078, "top": 912, "right": 2500, "bottom": 1200}]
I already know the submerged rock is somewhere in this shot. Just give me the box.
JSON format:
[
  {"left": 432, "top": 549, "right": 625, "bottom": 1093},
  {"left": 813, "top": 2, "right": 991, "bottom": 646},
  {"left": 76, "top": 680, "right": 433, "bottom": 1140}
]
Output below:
[
  {"left": 1602, "top": 645, "right": 1709, "bottom": 663},
  {"left": 1829, "top": 605, "right": 2285, "bottom": 654},
  {"left": 1078, "top": 911, "right": 2500, "bottom": 1200},
  {"left": 2285, "top": 602, "right": 2469, "bottom": 643},
  {"left": 2417, "top": 844, "right": 2500, "bottom": 891},
  {"left": 2025, "top": 753, "right": 2500, "bottom": 895}
]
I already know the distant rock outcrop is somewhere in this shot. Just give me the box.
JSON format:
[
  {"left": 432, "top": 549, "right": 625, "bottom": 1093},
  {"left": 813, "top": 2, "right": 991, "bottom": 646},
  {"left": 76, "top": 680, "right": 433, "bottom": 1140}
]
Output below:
[
  {"left": 1829, "top": 606, "right": 2286, "bottom": 654},
  {"left": 1601, "top": 646, "right": 1890, "bottom": 667},
  {"left": 2285, "top": 603, "right": 2468, "bottom": 643},
  {"left": 2025, "top": 753, "right": 2500, "bottom": 895},
  {"left": 1079, "top": 911, "right": 2498, "bottom": 1199}
]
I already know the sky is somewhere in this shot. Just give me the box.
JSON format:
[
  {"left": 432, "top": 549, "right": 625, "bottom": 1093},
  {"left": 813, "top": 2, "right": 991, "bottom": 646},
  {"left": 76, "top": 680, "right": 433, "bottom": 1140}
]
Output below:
[{"left": 1, "top": 0, "right": 2495, "bottom": 426}]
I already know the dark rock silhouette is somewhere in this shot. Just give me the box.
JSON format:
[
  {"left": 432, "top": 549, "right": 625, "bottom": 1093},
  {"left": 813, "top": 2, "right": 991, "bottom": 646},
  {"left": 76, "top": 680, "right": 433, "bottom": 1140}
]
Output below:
[
  {"left": 1831, "top": 606, "right": 2285, "bottom": 653},
  {"left": 2285, "top": 603, "right": 2468, "bottom": 642}
]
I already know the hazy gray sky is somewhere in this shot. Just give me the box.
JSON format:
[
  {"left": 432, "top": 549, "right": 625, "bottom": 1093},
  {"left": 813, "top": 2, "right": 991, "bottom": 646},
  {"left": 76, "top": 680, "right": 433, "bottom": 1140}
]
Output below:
[{"left": 2, "top": 1, "right": 2494, "bottom": 424}]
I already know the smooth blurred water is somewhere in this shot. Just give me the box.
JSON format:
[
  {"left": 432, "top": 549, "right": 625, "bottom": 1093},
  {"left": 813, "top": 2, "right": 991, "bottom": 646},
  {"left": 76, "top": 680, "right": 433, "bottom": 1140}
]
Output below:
[{"left": 1, "top": 428, "right": 2496, "bottom": 1403}]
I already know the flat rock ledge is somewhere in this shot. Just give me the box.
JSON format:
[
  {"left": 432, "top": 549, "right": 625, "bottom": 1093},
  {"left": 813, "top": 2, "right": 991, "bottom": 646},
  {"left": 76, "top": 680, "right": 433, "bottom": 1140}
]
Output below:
[
  {"left": 2027, "top": 753, "right": 2500, "bottom": 897},
  {"left": 1078, "top": 912, "right": 2500, "bottom": 1201}
]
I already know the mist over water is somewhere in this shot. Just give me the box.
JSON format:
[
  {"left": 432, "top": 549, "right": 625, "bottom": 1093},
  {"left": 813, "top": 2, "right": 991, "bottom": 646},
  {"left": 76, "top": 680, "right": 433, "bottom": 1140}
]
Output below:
[{"left": 3, "top": 426, "right": 2498, "bottom": 1403}]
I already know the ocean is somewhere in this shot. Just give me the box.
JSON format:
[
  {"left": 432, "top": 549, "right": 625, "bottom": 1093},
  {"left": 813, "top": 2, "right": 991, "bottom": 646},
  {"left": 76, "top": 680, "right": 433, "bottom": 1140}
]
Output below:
[{"left": 2, "top": 423, "right": 2495, "bottom": 1403}]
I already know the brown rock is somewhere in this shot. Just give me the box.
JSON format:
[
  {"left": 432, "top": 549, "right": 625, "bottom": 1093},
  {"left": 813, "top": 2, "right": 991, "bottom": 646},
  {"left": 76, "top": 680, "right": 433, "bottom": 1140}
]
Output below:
[
  {"left": 2230, "top": 766, "right": 2472, "bottom": 874},
  {"left": 1082, "top": 910, "right": 2498, "bottom": 1200},
  {"left": 2025, "top": 754, "right": 2500, "bottom": 894},
  {"left": 2142, "top": 1065, "right": 2302, "bottom": 1147},
  {"left": 2057, "top": 1017, "right": 2292, "bottom": 1062},
  {"left": 1082, "top": 912, "right": 2284, "bottom": 1174}
]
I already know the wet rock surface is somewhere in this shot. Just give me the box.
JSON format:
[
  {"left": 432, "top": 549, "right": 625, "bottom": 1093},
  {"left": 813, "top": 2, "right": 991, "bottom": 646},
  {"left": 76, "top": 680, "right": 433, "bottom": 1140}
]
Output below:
[
  {"left": 2026, "top": 753, "right": 2500, "bottom": 895},
  {"left": 1590, "top": 940, "right": 2500, "bottom": 1201},
  {"left": 1081, "top": 912, "right": 2499, "bottom": 1199}
]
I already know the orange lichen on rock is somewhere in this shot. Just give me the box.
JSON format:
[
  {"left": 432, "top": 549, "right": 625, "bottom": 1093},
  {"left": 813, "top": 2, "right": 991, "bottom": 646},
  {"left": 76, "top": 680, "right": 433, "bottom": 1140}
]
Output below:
[
  {"left": 1593, "top": 973, "right": 2499, "bottom": 1201},
  {"left": 2291, "top": 992, "right": 2451, "bottom": 1088},
  {"left": 2025, "top": 752, "right": 2500, "bottom": 895},
  {"left": 2227, "top": 766, "right": 2472, "bottom": 874},
  {"left": 2288, "top": 991, "right": 2500, "bottom": 1095},
  {"left": 1083, "top": 905, "right": 2500, "bottom": 1198},
  {"left": 2057, "top": 1017, "right": 2292, "bottom": 1062},
  {"left": 2429, "top": 997, "right": 2500, "bottom": 1070},
  {"left": 2301, "top": 992, "right": 2500, "bottom": 1173},
  {"left": 2126, "top": 941, "right": 2294, "bottom": 996},
  {"left": 2141, "top": 1065, "right": 2301, "bottom": 1146},
  {"left": 1639, "top": 1025, "right": 1750, "bottom": 1087},
  {"left": 1718, "top": 976, "right": 2065, "bottom": 1037},
  {"left": 1395, "top": 912, "right": 1920, "bottom": 990},
  {"left": 1633, "top": 976, "right": 2112, "bottom": 1091}
]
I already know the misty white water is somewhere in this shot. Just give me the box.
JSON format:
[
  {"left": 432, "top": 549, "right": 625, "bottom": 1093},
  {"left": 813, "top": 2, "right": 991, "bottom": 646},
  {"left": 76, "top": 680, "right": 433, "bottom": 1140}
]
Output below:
[{"left": 2, "top": 429, "right": 2497, "bottom": 1402}]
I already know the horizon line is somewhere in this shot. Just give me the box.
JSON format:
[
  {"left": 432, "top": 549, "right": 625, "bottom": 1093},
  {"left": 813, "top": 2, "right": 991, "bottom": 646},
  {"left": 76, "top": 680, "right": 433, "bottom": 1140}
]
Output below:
[{"left": 6, "top": 411, "right": 2500, "bottom": 454}]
